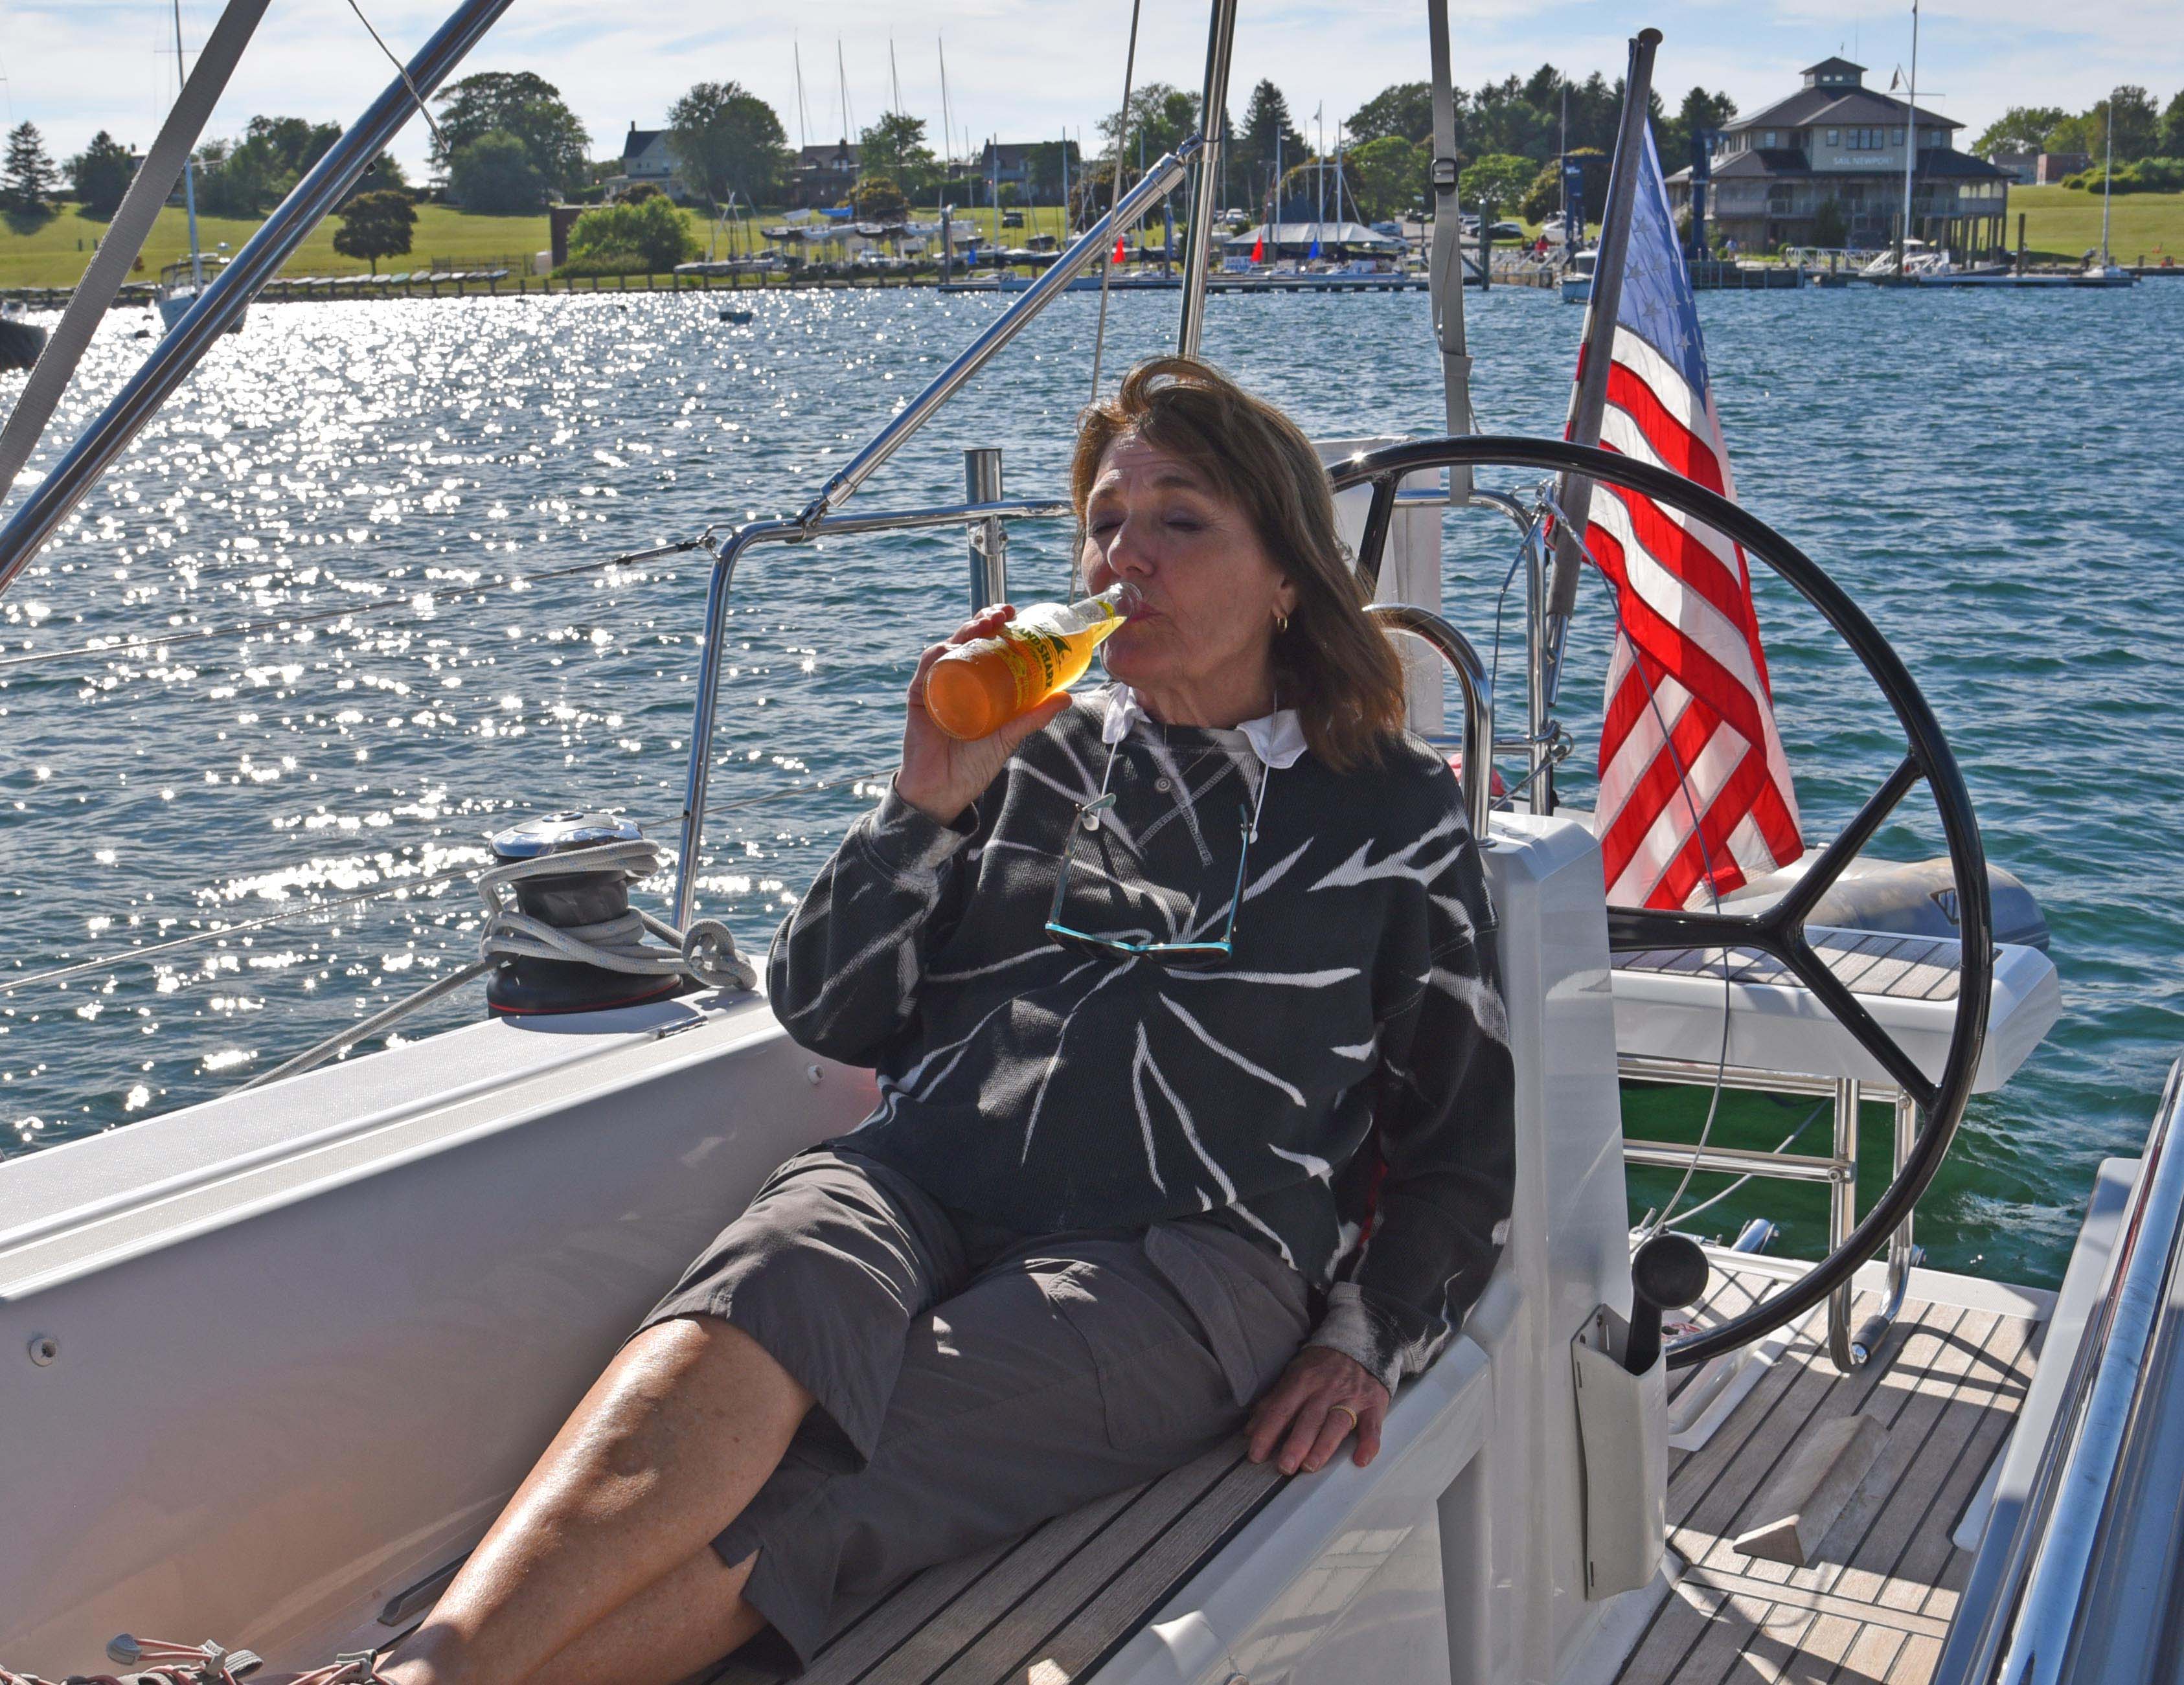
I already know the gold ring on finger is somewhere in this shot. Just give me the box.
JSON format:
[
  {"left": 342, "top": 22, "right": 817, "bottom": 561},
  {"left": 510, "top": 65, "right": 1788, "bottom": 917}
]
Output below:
[{"left": 1330, "top": 1403, "right": 1359, "bottom": 1431}]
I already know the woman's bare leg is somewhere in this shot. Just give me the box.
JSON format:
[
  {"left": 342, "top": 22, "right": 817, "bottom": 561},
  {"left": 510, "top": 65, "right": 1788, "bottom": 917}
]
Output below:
[
  {"left": 385, "top": 1318, "right": 812, "bottom": 1685},
  {"left": 518, "top": 1550, "right": 766, "bottom": 1685}
]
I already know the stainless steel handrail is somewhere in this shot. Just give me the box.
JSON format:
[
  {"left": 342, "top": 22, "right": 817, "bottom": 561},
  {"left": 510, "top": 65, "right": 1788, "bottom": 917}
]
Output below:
[
  {"left": 672, "top": 528, "right": 1497, "bottom": 922},
  {"left": 1176, "top": 0, "right": 1239, "bottom": 357},
  {"left": 1365, "top": 603, "right": 1494, "bottom": 838},
  {"left": 793, "top": 142, "right": 1199, "bottom": 528},
  {"left": 0, "top": 0, "right": 516, "bottom": 598},
  {"left": 672, "top": 497, "right": 1075, "bottom": 923},
  {"left": 1616, "top": 1054, "right": 1920, "bottom": 1371},
  {"left": 1934, "top": 1056, "right": 2184, "bottom": 1685}
]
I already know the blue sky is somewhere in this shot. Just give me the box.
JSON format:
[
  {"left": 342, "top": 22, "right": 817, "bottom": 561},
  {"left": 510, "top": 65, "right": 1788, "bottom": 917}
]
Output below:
[{"left": 6, "top": 0, "right": 2178, "bottom": 174}]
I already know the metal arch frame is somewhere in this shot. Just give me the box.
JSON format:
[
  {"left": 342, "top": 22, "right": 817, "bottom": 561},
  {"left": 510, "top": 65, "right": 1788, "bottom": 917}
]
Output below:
[
  {"left": 1331, "top": 435, "right": 1994, "bottom": 1371},
  {"left": 1367, "top": 603, "right": 1493, "bottom": 838}
]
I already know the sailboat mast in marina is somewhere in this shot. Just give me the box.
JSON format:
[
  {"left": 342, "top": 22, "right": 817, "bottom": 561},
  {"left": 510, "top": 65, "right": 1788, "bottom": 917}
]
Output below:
[{"left": 172, "top": 0, "right": 203, "bottom": 293}]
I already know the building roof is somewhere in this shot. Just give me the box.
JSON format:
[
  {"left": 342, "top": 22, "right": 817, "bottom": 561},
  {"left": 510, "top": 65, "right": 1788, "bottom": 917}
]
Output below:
[
  {"left": 977, "top": 139, "right": 1080, "bottom": 166},
  {"left": 1729, "top": 85, "right": 1962, "bottom": 133},
  {"left": 800, "top": 142, "right": 861, "bottom": 166},
  {"left": 1221, "top": 220, "right": 1404, "bottom": 249},
  {"left": 1801, "top": 56, "right": 1867, "bottom": 79},
  {"left": 623, "top": 126, "right": 666, "bottom": 163}
]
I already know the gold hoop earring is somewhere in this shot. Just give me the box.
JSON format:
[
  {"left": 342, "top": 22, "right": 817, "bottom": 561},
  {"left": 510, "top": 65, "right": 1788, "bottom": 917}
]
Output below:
[{"left": 1274, "top": 610, "right": 1290, "bottom": 635}]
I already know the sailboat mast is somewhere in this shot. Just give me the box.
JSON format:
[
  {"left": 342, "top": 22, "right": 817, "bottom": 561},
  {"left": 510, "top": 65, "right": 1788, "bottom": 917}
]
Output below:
[
  {"left": 1898, "top": 0, "right": 1919, "bottom": 271},
  {"left": 172, "top": 0, "right": 204, "bottom": 289},
  {"left": 837, "top": 40, "right": 852, "bottom": 142},
  {"left": 1315, "top": 104, "right": 1324, "bottom": 250},
  {"left": 2100, "top": 95, "right": 2114, "bottom": 268},
  {"left": 793, "top": 41, "right": 810, "bottom": 154},
  {"left": 890, "top": 41, "right": 902, "bottom": 117},
  {"left": 938, "top": 38, "right": 955, "bottom": 177}
]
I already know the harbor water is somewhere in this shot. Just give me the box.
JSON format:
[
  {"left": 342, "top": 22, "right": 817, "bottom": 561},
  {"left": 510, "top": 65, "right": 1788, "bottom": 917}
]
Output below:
[{"left": 2, "top": 281, "right": 2179, "bottom": 1289}]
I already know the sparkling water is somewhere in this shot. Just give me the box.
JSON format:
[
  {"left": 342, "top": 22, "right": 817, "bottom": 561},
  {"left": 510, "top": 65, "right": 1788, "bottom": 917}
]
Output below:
[{"left": 3, "top": 281, "right": 2179, "bottom": 1288}]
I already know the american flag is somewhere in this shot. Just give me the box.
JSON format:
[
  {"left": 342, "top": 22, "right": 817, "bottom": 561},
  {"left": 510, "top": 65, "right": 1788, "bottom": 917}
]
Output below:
[{"left": 1575, "top": 126, "right": 1803, "bottom": 910}]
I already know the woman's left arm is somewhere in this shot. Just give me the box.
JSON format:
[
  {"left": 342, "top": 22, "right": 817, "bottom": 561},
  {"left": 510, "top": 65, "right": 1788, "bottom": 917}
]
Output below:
[{"left": 1248, "top": 819, "right": 1518, "bottom": 1473}]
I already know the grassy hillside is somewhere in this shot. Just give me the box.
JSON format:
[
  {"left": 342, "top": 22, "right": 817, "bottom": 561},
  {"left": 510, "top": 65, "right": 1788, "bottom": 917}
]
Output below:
[
  {"left": 0, "top": 199, "right": 1082, "bottom": 289},
  {"left": 2010, "top": 183, "right": 2184, "bottom": 262},
  {"left": 0, "top": 201, "right": 549, "bottom": 288}
]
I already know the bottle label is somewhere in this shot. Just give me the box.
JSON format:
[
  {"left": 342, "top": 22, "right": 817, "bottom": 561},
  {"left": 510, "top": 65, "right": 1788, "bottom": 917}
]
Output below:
[{"left": 995, "top": 594, "right": 1127, "bottom": 706}]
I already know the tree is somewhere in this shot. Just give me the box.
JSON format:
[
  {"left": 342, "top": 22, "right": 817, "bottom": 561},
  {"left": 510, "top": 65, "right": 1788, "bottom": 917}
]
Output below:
[
  {"left": 2163, "top": 89, "right": 2184, "bottom": 160},
  {"left": 1658, "top": 87, "right": 1738, "bottom": 168},
  {"left": 1021, "top": 139, "right": 1078, "bottom": 207},
  {"left": 850, "top": 172, "right": 908, "bottom": 222},
  {"left": 1238, "top": 80, "right": 1306, "bottom": 203},
  {"left": 1460, "top": 152, "right": 1535, "bottom": 218},
  {"left": 449, "top": 130, "right": 544, "bottom": 212},
  {"left": 69, "top": 130, "right": 135, "bottom": 219},
  {"left": 191, "top": 115, "right": 342, "bottom": 217},
  {"left": 1102, "top": 83, "right": 1200, "bottom": 165},
  {"left": 339, "top": 151, "right": 409, "bottom": 209},
  {"left": 1812, "top": 198, "right": 1848, "bottom": 246},
  {"left": 433, "top": 71, "right": 589, "bottom": 196},
  {"left": 2043, "top": 112, "right": 2099, "bottom": 156},
  {"left": 239, "top": 115, "right": 341, "bottom": 179},
  {"left": 1973, "top": 106, "right": 2067, "bottom": 157},
  {"left": 1518, "top": 146, "right": 1604, "bottom": 222},
  {"left": 3, "top": 122, "right": 59, "bottom": 218},
  {"left": 2089, "top": 86, "right": 2161, "bottom": 162},
  {"left": 1344, "top": 135, "right": 1425, "bottom": 221},
  {"left": 857, "top": 111, "right": 937, "bottom": 196},
  {"left": 666, "top": 81, "right": 791, "bottom": 209},
  {"left": 1348, "top": 82, "right": 1435, "bottom": 146},
  {"left": 332, "top": 190, "right": 416, "bottom": 272},
  {"left": 566, "top": 194, "right": 696, "bottom": 273}
]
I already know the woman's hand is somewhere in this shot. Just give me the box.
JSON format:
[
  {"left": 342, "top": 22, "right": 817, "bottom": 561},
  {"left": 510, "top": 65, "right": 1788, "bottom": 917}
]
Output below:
[
  {"left": 1246, "top": 1346, "right": 1390, "bottom": 1475},
  {"left": 896, "top": 605, "right": 1071, "bottom": 827}
]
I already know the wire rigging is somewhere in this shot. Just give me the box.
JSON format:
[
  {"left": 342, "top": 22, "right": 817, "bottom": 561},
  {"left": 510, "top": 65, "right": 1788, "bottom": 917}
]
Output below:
[
  {"left": 1086, "top": 0, "right": 1144, "bottom": 407},
  {"left": 339, "top": 0, "right": 448, "bottom": 156}
]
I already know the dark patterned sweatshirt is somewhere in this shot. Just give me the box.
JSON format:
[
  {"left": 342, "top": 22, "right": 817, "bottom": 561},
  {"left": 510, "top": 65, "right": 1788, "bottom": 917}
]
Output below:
[{"left": 767, "top": 686, "right": 1516, "bottom": 1394}]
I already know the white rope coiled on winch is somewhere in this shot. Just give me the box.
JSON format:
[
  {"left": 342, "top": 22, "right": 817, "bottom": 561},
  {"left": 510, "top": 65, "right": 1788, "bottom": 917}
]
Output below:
[
  {"left": 242, "top": 839, "right": 755, "bottom": 1091},
  {"left": 479, "top": 838, "right": 756, "bottom": 991}
]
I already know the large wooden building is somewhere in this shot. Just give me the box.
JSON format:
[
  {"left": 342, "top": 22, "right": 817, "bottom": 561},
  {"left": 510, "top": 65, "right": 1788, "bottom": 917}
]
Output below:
[{"left": 1664, "top": 58, "right": 2011, "bottom": 256}]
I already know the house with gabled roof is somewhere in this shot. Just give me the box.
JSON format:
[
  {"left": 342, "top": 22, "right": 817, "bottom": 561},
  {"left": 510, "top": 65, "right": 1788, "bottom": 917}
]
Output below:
[
  {"left": 1665, "top": 57, "right": 2010, "bottom": 256},
  {"left": 601, "top": 123, "right": 695, "bottom": 203}
]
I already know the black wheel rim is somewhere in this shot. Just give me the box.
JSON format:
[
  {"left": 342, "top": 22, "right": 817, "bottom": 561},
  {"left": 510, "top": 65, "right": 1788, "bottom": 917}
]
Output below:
[{"left": 1330, "top": 436, "right": 1994, "bottom": 1368}]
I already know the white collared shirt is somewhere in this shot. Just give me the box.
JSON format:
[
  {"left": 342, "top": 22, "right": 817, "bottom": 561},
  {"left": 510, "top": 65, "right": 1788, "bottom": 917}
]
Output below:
[{"left": 1098, "top": 684, "right": 1308, "bottom": 771}]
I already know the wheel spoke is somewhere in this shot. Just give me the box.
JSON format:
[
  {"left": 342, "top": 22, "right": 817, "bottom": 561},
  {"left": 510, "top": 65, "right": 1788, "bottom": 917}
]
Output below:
[
  {"left": 1773, "top": 754, "right": 1924, "bottom": 931},
  {"left": 1780, "top": 933, "right": 1941, "bottom": 1111},
  {"left": 1352, "top": 473, "right": 1397, "bottom": 594},
  {"left": 1606, "top": 905, "right": 1775, "bottom": 953}
]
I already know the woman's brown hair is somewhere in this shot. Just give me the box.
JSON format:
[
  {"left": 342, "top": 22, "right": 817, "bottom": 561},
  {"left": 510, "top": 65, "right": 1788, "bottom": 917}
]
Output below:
[{"left": 1071, "top": 356, "right": 1407, "bottom": 775}]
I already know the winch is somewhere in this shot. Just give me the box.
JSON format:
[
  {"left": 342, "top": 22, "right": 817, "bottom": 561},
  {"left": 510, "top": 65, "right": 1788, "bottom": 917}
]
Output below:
[{"left": 483, "top": 811, "right": 690, "bottom": 1016}]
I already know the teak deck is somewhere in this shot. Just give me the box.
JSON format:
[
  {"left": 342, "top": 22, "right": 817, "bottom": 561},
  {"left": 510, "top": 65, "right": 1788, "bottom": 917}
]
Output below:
[
  {"left": 706, "top": 1442, "right": 1282, "bottom": 1685},
  {"left": 1617, "top": 1263, "right": 2040, "bottom": 1685},
  {"left": 708, "top": 1262, "right": 2036, "bottom": 1685}
]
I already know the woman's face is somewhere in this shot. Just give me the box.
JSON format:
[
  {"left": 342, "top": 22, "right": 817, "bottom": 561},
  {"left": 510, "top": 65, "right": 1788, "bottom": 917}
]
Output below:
[{"left": 1080, "top": 433, "right": 1298, "bottom": 721}]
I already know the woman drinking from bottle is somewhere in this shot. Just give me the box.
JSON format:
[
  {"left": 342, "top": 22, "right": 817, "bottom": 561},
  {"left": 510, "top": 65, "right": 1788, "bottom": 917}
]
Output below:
[{"left": 369, "top": 357, "right": 1517, "bottom": 1685}]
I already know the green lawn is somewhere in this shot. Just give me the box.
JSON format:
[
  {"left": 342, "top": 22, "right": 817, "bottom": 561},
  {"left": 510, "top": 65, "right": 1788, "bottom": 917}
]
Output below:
[
  {"left": 0, "top": 201, "right": 549, "bottom": 288},
  {"left": 1, "top": 199, "right": 1087, "bottom": 289},
  {"left": 2011, "top": 183, "right": 2184, "bottom": 263}
]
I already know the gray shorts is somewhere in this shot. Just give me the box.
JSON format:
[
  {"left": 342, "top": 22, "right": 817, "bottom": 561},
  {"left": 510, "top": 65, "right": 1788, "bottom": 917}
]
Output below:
[{"left": 639, "top": 1148, "right": 1310, "bottom": 1668}]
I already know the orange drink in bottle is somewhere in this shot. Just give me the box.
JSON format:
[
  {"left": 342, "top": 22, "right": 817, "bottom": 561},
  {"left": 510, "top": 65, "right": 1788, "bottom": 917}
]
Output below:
[{"left": 925, "top": 583, "right": 1141, "bottom": 740}]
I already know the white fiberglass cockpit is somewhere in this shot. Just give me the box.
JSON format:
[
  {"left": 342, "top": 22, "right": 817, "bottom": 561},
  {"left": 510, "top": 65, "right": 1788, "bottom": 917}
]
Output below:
[{"left": 0, "top": 5, "right": 2164, "bottom": 1685}]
